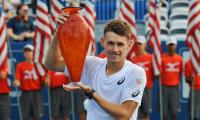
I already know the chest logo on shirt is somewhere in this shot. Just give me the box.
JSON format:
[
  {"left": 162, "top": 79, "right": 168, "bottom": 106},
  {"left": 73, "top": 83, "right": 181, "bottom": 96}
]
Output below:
[
  {"left": 132, "top": 90, "right": 140, "bottom": 97},
  {"left": 24, "top": 70, "right": 33, "bottom": 79},
  {"left": 166, "top": 62, "right": 180, "bottom": 72},
  {"left": 117, "top": 77, "right": 125, "bottom": 85}
]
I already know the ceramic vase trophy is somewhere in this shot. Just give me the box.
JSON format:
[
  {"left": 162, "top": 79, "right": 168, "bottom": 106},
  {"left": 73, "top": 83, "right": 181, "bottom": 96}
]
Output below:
[{"left": 57, "top": 7, "right": 90, "bottom": 82}]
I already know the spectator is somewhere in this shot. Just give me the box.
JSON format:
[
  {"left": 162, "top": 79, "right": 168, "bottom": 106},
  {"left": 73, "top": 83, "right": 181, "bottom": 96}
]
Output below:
[
  {"left": 7, "top": 4, "right": 35, "bottom": 42},
  {"left": 45, "top": 71, "right": 71, "bottom": 120},
  {"left": 161, "top": 37, "right": 183, "bottom": 120},
  {"left": 45, "top": 16, "right": 147, "bottom": 119},
  {"left": 184, "top": 59, "right": 200, "bottom": 120},
  {"left": 131, "top": 36, "right": 154, "bottom": 120},
  {"left": 13, "top": 44, "right": 44, "bottom": 120},
  {"left": 0, "top": 60, "right": 10, "bottom": 120}
]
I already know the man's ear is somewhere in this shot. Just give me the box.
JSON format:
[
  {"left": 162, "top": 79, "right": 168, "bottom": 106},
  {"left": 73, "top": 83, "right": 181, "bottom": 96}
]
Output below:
[
  {"left": 100, "top": 37, "right": 105, "bottom": 48},
  {"left": 128, "top": 39, "right": 133, "bottom": 49}
]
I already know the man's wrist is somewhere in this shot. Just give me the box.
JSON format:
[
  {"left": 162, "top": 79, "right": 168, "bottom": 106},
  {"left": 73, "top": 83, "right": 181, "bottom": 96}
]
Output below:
[{"left": 85, "top": 89, "right": 95, "bottom": 100}]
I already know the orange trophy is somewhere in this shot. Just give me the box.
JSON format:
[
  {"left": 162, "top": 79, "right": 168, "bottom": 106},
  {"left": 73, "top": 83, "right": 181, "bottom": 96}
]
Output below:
[{"left": 57, "top": 7, "right": 91, "bottom": 82}]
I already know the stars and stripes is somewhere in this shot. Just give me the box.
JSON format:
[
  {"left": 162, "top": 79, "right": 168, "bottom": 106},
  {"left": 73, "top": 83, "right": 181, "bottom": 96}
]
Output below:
[
  {"left": 148, "top": 0, "right": 162, "bottom": 75},
  {"left": 33, "top": 0, "right": 52, "bottom": 79},
  {"left": 50, "top": 0, "right": 68, "bottom": 30},
  {"left": 0, "top": 6, "right": 8, "bottom": 70},
  {"left": 118, "top": 0, "right": 137, "bottom": 60},
  {"left": 186, "top": 0, "right": 200, "bottom": 75},
  {"left": 81, "top": 0, "right": 96, "bottom": 55}
]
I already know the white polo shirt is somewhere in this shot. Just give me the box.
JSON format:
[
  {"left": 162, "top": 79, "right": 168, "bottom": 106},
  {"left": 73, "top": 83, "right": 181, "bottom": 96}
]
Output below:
[{"left": 65, "top": 56, "right": 146, "bottom": 120}]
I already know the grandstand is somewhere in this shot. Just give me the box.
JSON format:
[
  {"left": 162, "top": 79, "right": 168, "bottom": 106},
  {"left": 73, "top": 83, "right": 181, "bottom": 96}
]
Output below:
[{"left": 1, "top": 0, "right": 199, "bottom": 120}]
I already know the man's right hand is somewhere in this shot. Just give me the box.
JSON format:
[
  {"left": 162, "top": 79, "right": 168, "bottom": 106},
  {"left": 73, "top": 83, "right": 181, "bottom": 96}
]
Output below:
[
  {"left": 55, "top": 11, "right": 69, "bottom": 24},
  {"left": 13, "top": 80, "right": 20, "bottom": 87}
]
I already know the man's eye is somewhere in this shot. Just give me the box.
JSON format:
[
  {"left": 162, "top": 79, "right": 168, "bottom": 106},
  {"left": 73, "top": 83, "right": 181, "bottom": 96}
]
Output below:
[
  {"left": 107, "top": 42, "right": 114, "bottom": 45},
  {"left": 117, "top": 43, "right": 124, "bottom": 47}
]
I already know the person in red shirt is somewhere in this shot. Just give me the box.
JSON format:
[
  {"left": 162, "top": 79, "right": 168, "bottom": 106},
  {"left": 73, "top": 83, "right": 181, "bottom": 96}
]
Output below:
[
  {"left": 184, "top": 60, "right": 200, "bottom": 120},
  {"left": 13, "top": 44, "right": 44, "bottom": 120},
  {"left": 45, "top": 71, "right": 72, "bottom": 120},
  {"left": 0, "top": 60, "right": 10, "bottom": 120},
  {"left": 131, "top": 36, "right": 153, "bottom": 120},
  {"left": 161, "top": 37, "right": 182, "bottom": 120}
]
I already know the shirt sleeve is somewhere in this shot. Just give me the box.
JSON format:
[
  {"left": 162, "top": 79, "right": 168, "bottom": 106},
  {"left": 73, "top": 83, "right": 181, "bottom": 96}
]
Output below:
[
  {"left": 120, "top": 67, "right": 147, "bottom": 106},
  {"left": 0, "top": 60, "right": 8, "bottom": 73},
  {"left": 184, "top": 61, "right": 192, "bottom": 78},
  {"left": 15, "top": 64, "right": 21, "bottom": 81},
  {"left": 7, "top": 18, "right": 14, "bottom": 29}
]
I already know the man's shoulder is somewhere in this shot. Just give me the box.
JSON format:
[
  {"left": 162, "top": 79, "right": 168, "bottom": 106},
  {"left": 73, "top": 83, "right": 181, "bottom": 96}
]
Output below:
[
  {"left": 86, "top": 56, "right": 105, "bottom": 64},
  {"left": 126, "top": 60, "right": 145, "bottom": 74}
]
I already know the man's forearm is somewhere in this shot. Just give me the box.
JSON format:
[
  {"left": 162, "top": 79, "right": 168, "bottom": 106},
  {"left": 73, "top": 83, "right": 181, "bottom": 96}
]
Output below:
[
  {"left": 44, "top": 34, "right": 64, "bottom": 72},
  {"left": 92, "top": 93, "right": 137, "bottom": 120}
]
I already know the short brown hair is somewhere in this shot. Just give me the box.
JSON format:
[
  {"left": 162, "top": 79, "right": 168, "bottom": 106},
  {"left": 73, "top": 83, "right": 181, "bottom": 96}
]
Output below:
[{"left": 104, "top": 20, "right": 132, "bottom": 40}]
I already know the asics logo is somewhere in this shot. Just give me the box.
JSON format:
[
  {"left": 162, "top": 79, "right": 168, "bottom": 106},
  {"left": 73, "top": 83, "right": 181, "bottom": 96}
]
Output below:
[
  {"left": 117, "top": 77, "right": 125, "bottom": 85},
  {"left": 132, "top": 90, "right": 140, "bottom": 97}
]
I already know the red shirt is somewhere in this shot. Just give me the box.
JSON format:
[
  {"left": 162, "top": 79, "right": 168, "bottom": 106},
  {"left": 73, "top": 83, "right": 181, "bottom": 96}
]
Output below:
[
  {"left": 0, "top": 61, "right": 10, "bottom": 94},
  {"left": 161, "top": 53, "right": 182, "bottom": 86},
  {"left": 184, "top": 60, "right": 200, "bottom": 90},
  {"left": 98, "top": 51, "right": 106, "bottom": 58},
  {"left": 131, "top": 53, "right": 154, "bottom": 88},
  {"left": 15, "top": 62, "right": 43, "bottom": 91},
  {"left": 48, "top": 71, "right": 69, "bottom": 88}
]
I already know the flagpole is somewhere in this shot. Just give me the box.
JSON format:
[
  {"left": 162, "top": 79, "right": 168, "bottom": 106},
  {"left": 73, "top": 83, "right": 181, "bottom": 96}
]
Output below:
[
  {"left": 7, "top": 39, "right": 23, "bottom": 120},
  {"left": 158, "top": 76, "right": 163, "bottom": 120},
  {"left": 47, "top": 87, "right": 52, "bottom": 120},
  {"left": 191, "top": 75, "right": 195, "bottom": 120}
]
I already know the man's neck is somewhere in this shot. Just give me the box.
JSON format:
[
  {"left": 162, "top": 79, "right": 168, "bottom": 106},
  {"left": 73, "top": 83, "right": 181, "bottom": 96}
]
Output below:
[
  {"left": 137, "top": 51, "right": 147, "bottom": 56},
  {"left": 167, "top": 51, "right": 176, "bottom": 56},
  {"left": 106, "top": 60, "right": 125, "bottom": 76},
  {"left": 25, "top": 59, "right": 33, "bottom": 63}
]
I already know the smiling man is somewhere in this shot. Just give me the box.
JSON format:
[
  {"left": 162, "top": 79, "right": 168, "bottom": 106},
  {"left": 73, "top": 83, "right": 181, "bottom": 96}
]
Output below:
[{"left": 44, "top": 11, "right": 146, "bottom": 120}]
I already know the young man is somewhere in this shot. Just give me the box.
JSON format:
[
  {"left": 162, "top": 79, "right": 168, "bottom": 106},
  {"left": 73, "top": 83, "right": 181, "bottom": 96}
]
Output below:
[
  {"left": 161, "top": 37, "right": 182, "bottom": 120},
  {"left": 45, "top": 71, "right": 71, "bottom": 120},
  {"left": 45, "top": 71, "right": 72, "bottom": 120},
  {"left": 13, "top": 44, "right": 44, "bottom": 120},
  {"left": 44, "top": 12, "right": 146, "bottom": 120},
  {"left": 131, "top": 36, "right": 154, "bottom": 120},
  {"left": 184, "top": 59, "right": 200, "bottom": 120},
  {"left": 0, "top": 60, "right": 10, "bottom": 120}
]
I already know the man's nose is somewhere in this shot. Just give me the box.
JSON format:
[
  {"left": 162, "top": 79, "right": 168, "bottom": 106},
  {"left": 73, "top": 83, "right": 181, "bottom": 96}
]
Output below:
[{"left": 112, "top": 44, "right": 119, "bottom": 51}]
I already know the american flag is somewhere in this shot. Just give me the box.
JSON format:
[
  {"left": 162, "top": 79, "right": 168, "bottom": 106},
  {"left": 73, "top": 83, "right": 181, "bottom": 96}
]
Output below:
[
  {"left": 186, "top": 0, "right": 200, "bottom": 75},
  {"left": 50, "top": 0, "right": 68, "bottom": 30},
  {"left": 33, "top": 0, "right": 52, "bottom": 79},
  {"left": 81, "top": 0, "right": 96, "bottom": 56},
  {"left": 0, "top": 6, "right": 8, "bottom": 70},
  {"left": 119, "top": 0, "right": 137, "bottom": 60},
  {"left": 148, "top": 0, "right": 161, "bottom": 75}
]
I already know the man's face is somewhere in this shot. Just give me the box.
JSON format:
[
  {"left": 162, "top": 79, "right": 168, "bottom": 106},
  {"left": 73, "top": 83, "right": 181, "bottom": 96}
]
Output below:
[
  {"left": 137, "top": 42, "right": 146, "bottom": 52},
  {"left": 167, "top": 44, "right": 176, "bottom": 53},
  {"left": 24, "top": 49, "right": 33, "bottom": 61},
  {"left": 102, "top": 32, "right": 131, "bottom": 64},
  {"left": 19, "top": 5, "right": 29, "bottom": 17}
]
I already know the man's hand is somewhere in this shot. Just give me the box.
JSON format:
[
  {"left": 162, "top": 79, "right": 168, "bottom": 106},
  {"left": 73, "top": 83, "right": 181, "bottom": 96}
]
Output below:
[
  {"left": 13, "top": 80, "right": 20, "bottom": 87},
  {"left": 63, "top": 82, "right": 82, "bottom": 91},
  {"left": 63, "top": 82, "right": 91, "bottom": 92},
  {"left": 44, "top": 76, "right": 51, "bottom": 87},
  {"left": 0, "top": 71, "right": 7, "bottom": 79}
]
